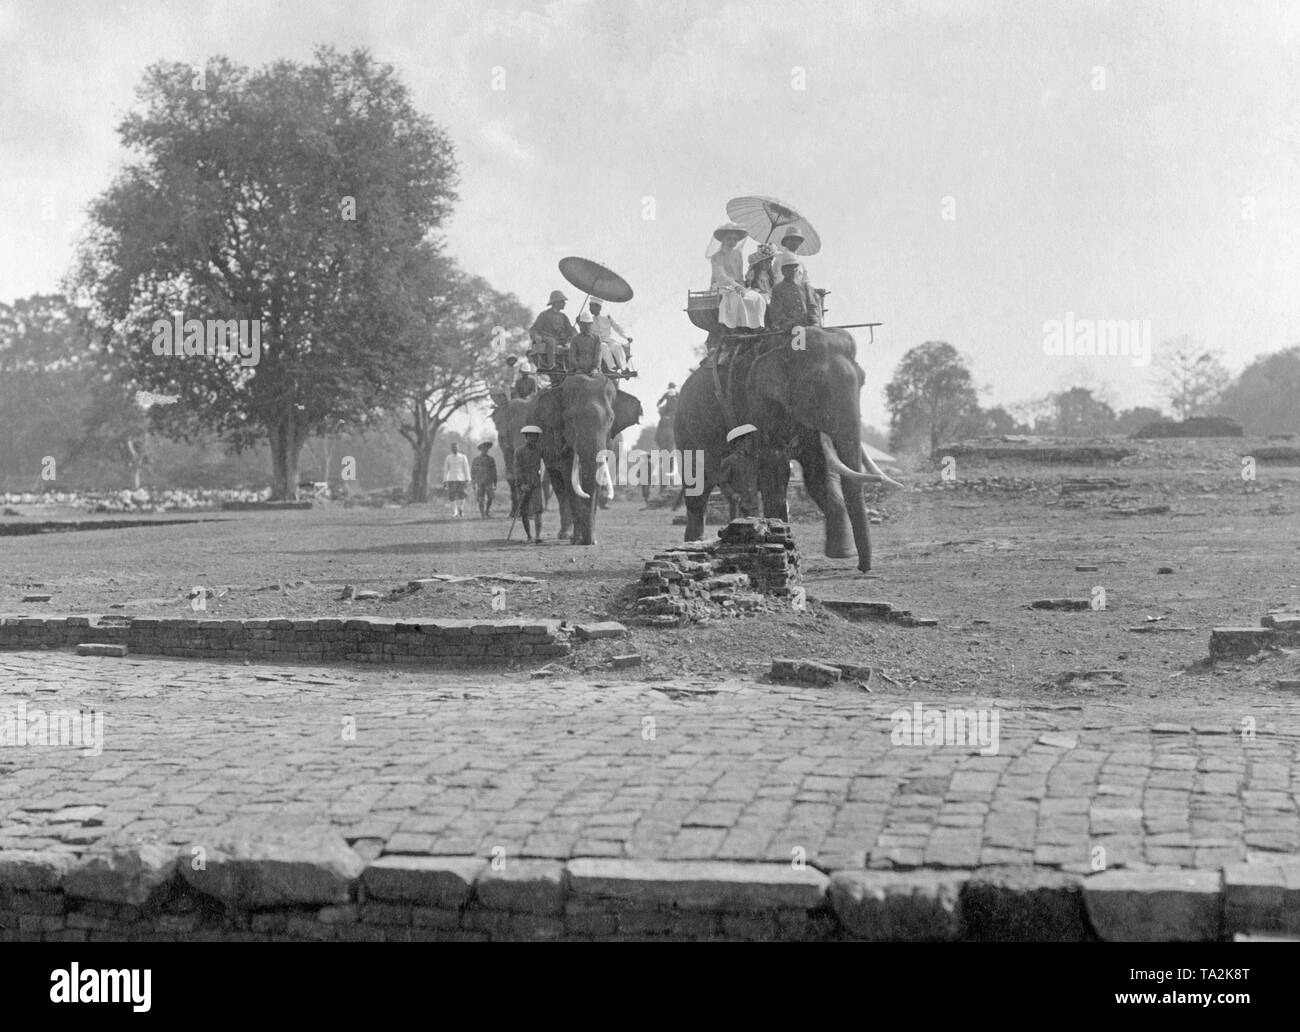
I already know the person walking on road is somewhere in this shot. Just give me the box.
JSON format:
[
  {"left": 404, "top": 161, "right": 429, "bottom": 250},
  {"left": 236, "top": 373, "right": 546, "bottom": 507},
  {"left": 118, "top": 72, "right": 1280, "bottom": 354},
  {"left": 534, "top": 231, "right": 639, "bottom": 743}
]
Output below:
[
  {"left": 471, "top": 442, "right": 498, "bottom": 518},
  {"left": 442, "top": 442, "right": 471, "bottom": 518},
  {"left": 513, "top": 426, "right": 546, "bottom": 543}
]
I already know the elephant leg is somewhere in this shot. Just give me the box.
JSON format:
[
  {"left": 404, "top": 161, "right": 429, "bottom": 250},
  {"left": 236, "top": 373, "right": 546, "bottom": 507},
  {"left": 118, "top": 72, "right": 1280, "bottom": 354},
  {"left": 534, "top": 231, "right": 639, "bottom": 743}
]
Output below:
[{"left": 759, "top": 457, "right": 791, "bottom": 522}]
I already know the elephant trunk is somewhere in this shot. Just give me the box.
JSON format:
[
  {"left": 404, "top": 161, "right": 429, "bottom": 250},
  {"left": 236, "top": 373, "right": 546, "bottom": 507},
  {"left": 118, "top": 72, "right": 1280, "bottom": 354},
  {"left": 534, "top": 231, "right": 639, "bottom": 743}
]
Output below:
[{"left": 571, "top": 453, "right": 590, "bottom": 500}]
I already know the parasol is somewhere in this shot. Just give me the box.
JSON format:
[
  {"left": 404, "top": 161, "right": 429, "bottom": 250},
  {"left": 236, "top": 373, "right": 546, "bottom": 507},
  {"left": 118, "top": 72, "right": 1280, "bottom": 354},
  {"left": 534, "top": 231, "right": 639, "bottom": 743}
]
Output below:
[
  {"left": 558, "top": 257, "right": 634, "bottom": 313},
  {"left": 725, "top": 195, "right": 821, "bottom": 255}
]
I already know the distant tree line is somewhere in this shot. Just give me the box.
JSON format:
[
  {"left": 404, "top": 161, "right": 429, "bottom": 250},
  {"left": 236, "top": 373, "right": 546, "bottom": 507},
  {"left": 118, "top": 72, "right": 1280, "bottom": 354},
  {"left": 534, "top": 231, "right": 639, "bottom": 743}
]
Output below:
[{"left": 884, "top": 339, "right": 1300, "bottom": 455}]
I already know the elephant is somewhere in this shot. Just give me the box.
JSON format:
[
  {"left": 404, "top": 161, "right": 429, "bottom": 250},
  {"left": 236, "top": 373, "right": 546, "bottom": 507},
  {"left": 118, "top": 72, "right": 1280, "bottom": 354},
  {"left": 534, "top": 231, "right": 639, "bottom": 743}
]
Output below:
[
  {"left": 489, "top": 392, "right": 559, "bottom": 527},
  {"left": 674, "top": 327, "right": 898, "bottom": 572},
  {"left": 531, "top": 374, "right": 642, "bottom": 545}
]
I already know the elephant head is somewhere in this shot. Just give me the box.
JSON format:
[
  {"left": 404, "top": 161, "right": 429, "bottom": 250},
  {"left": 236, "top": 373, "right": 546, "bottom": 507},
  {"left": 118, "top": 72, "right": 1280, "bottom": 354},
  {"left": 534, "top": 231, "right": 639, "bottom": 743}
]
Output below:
[
  {"left": 533, "top": 376, "right": 642, "bottom": 545},
  {"left": 745, "top": 327, "right": 894, "bottom": 570}
]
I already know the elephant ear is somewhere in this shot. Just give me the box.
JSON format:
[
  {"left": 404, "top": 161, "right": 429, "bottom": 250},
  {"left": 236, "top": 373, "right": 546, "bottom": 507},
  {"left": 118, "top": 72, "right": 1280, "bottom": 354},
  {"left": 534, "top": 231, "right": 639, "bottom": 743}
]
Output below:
[{"left": 612, "top": 390, "right": 643, "bottom": 439}]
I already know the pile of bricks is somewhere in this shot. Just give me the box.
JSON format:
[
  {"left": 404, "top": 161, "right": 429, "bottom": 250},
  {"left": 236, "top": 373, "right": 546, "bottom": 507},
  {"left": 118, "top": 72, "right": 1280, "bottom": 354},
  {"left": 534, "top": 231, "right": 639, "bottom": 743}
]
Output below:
[
  {"left": 0, "top": 614, "right": 571, "bottom": 666},
  {"left": 633, "top": 518, "right": 800, "bottom": 626}
]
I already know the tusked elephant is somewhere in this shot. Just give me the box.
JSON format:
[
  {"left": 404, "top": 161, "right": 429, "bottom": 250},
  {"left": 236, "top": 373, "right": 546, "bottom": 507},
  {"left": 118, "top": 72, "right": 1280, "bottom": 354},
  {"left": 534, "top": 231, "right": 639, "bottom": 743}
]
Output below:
[
  {"left": 489, "top": 392, "right": 559, "bottom": 528},
  {"left": 674, "top": 326, "right": 899, "bottom": 572},
  {"left": 532, "top": 374, "right": 642, "bottom": 545}
]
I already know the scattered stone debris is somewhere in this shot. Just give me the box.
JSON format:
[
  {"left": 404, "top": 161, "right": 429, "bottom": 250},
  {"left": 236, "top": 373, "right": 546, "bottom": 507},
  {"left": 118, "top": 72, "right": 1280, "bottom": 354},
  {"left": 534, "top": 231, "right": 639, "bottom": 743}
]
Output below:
[
  {"left": 610, "top": 653, "right": 642, "bottom": 669},
  {"left": 633, "top": 519, "right": 799, "bottom": 626},
  {"left": 1125, "top": 624, "right": 1195, "bottom": 634},
  {"left": 1156, "top": 566, "right": 1175, "bottom": 574},
  {"left": 817, "top": 598, "right": 938, "bottom": 627},
  {"left": 1262, "top": 612, "right": 1300, "bottom": 630},
  {"left": 1273, "top": 679, "right": 1300, "bottom": 692},
  {"left": 21, "top": 594, "right": 51, "bottom": 603},
  {"left": 75, "top": 643, "right": 127, "bottom": 658},
  {"left": 338, "top": 585, "right": 355, "bottom": 600},
  {"left": 353, "top": 590, "right": 381, "bottom": 601},
  {"left": 1108, "top": 504, "right": 1171, "bottom": 516},
  {"left": 2, "top": 507, "right": 22, "bottom": 516},
  {"left": 1074, "top": 565, "right": 1099, "bottom": 572},
  {"left": 1030, "top": 598, "right": 1092, "bottom": 611}
]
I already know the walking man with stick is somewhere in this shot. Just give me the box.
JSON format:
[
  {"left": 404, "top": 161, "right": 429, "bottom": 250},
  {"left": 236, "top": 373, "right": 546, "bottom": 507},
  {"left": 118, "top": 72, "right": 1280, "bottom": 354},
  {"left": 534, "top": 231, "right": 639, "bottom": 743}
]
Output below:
[{"left": 512, "top": 426, "right": 545, "bottom": 543}]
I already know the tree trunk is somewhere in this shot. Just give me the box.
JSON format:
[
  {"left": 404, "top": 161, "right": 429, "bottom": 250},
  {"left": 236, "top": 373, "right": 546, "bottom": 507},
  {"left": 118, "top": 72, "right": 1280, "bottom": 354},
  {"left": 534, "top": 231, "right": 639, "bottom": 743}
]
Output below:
[
  {"left": 406, "top": 398, "right": 441, "bottom": 504},
  {"left": 409, "top": 438, "right": 434, "bottom": 502},
  {"left": 269, "top": 416, "right": 304, "bottom": 500}
]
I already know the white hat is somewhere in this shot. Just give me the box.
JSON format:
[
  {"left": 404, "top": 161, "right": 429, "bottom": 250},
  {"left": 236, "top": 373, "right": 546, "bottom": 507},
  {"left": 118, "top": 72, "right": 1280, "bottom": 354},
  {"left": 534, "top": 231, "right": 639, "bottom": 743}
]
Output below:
[
  {"left": 521, "top": 425, "right": 542, "bottom": 435},
  {"left": 577, "top": 310, "right": 594, "bottom": 324},
  {"left": 726, "top": 424, "right": 758, "bottom": 442},
  {"left": 518, "top": 361, "right": 534, "bottom": 374},
  {"left": 780, "top": 226, "right": 806, "bottom": 242},
  {"left": 778, "top": 255, "right": 801, "bottom": 270}
]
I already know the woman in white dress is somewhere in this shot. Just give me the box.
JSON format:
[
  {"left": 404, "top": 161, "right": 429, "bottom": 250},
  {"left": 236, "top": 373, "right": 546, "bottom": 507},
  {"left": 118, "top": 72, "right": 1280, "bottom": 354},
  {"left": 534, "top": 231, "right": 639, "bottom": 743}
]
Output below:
[{"left": 708, "top": 222, "right": 767, "bottom": 330}]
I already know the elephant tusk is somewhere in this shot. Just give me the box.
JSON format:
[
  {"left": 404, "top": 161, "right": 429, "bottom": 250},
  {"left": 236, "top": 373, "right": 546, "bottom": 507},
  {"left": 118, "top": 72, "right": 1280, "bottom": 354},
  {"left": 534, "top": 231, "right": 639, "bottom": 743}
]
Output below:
[
  {"left": 571, "top": 453, "right": 591, "bottom": 500},
  {"left": 601, "top": 455, "right": 615, "bottom": 500},
  {"left": 860, "top": 454, "right": 906, "bottom": 490},
  {"left": 818, "top": 432, "right": 876, "bottom": 483}
]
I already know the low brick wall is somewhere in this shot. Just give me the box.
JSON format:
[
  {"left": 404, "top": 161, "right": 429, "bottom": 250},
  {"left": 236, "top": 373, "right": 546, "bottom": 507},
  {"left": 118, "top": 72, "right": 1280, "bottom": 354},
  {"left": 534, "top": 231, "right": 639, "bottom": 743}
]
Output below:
[
  {"left": 0, "top": 614, "right": 572, "bottom": 665},
  {"left": 1, "top": 841, "right": 1291, "bottom": 941},
  {"left": 635, "top": 518, "right": 800, "bottom": 624}
]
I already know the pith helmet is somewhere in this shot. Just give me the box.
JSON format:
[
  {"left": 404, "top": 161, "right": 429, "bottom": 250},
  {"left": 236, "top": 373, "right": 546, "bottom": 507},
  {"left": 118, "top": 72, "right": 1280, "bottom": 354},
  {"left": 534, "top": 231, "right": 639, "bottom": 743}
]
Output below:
[
  {"left": 548, "top": 290, "right": 567, "bottom": 304},
  {"left": 713, "top": 221, "right": 748, "bottom": 242},
  {"left": 521, "top": 425, "right": 542, "bottom": 435},
  {"left": 577, "top": 310, "right": 594, "bottom": 324},
  {"left": 726, "top": 424, "right": 758, "bottom": 442},
  {"left": 478, "top": 441, "right": 493, "bottom": 451}
]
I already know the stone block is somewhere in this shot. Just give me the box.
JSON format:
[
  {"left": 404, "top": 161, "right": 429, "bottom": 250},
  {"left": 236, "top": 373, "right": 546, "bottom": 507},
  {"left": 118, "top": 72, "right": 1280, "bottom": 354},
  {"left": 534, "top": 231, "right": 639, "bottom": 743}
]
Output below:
[
  {"left": 575, "top": 621, "right": 629, "bottom": 640},
  {"left": 1224, "top": 861, "right": 1300, "bottom": 936},
  {"left": 0, "top": 850, "right": 74, "bottom": 892},
  {"left": 566, "top": 859, "right": 827, "bottom": 911},
  {"left": 960, "top": 867, "right": 1090, "bottom": 942},
  {"left": 181, "top": 828, "right": 362, "bottom": 907},
  {"left": 1210, "top": 627, "right": 1274, "bottom": 659},
  {"left": 362, "top": 856, "right": 486, "bottom": 908},
  {"left": 830, "top": 870, "right": 966, "bottom": 941},
  {"left": 1083, "top": 869, "right": 1222, "bottom": 942},
  {"left": 75, "top": 643, "right": 127, "bottom": 658},
  {"left": 476, "top": 860, "right": 566, "bottom": 915},
  {"left": 64, "top": 843, "right": 177, "bottom": 906}
]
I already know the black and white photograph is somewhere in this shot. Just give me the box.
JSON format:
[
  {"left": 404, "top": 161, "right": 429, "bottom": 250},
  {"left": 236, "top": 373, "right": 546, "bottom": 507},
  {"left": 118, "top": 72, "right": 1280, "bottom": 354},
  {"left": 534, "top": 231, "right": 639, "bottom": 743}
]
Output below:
[{"left": 1, "top": 0, "right": 1298, "bottom": 988}]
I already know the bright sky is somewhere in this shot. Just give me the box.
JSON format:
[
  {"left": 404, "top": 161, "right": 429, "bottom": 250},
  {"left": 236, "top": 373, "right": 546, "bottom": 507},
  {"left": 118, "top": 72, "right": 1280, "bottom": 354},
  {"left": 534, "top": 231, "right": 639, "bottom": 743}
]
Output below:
[{"left": 2, "top": 0, "right": 1299, "bottom": 428}]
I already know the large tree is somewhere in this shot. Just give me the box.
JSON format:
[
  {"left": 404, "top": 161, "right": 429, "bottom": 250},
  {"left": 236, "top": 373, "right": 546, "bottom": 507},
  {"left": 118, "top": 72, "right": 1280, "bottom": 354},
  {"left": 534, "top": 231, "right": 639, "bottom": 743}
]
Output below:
[
  {"left": 1215, "top": 346, "right": 1300, "bottom": 434},
  {"left": 1155, "top": 336, "right": 1230, "bottom": 421},
  {"left": 884, "top": 341, "right": 983, "bottom": 454},
  {"left": 394, "top": 247, "right": 530, "bottom": 502},
  {"left": 1050, "top": 387, "right": 1117, "bottom": 437},
  {"left": 74, "top": 47, "right": 458, "bottom": 498},
  {"left": 0, "top": 295, "right": 98, "bottom": 489}
]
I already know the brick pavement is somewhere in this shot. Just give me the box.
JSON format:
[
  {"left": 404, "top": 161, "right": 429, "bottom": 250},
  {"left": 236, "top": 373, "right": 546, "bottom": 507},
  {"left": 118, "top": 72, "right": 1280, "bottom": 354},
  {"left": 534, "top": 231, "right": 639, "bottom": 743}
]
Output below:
[{"left": 1, "top": 651, "right": 1298, "bottom": 939}]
